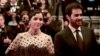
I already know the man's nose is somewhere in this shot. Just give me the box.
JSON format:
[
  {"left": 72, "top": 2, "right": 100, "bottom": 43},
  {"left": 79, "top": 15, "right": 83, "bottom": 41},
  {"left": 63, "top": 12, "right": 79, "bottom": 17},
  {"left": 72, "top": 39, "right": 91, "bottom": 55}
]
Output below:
[{"left": 78, "top": 16, "right": 82, "bottom": 19}]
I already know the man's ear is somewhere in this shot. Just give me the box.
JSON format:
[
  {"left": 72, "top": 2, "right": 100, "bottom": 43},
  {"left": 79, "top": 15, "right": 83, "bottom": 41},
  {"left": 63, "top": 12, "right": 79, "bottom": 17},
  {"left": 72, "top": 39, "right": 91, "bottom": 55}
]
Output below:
[{"left": 66, "top": 15, "right": 70, "bottom": 21}]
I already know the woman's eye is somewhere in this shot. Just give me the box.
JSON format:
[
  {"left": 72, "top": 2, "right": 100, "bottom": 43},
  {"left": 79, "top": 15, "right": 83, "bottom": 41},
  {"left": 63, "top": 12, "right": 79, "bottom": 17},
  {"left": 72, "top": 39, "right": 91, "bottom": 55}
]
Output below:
[
  {"left": 34, "top": 17, "right": 38, "bottom": 20},
  {"left": 39, "top": 18, "right": 43, "bottom": 21}
]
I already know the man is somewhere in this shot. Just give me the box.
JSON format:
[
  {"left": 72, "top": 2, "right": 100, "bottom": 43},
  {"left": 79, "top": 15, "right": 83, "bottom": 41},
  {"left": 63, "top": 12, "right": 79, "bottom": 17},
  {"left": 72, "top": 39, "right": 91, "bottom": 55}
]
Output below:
[
  {"left": 0, "top": 14, "right": 13, "bottom": 56},
  {"left": 0, "top": 0, "right": 8, "bottom": 14},
  {"left": 4, "top": 0, "right": 23, "bottom": 25},
  {"left": 55, "top": 0, "right": 76, "bottom": 21},
  {"left": 5, "top": 0, "right": 25, "bottom": 14},
  {"left": 54, "top": 2, "right": 99, "bottom": 56}
]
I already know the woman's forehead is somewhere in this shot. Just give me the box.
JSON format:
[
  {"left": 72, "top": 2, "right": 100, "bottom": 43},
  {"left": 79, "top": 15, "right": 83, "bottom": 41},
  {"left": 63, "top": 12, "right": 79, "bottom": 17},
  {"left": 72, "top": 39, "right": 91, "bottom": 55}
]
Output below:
[
  {"left": 34, "top": 13, "right": 43, "bottom": 18},
  {"left": 31, "top": 13, "right": 43, "bottom": 20}
]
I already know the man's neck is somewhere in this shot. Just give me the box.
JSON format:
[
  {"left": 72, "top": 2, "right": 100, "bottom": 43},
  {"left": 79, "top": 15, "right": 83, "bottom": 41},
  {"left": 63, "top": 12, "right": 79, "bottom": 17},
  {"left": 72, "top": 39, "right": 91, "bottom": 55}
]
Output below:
[{"left": 69, "top": 23, "right": 79, "bottom": 29}]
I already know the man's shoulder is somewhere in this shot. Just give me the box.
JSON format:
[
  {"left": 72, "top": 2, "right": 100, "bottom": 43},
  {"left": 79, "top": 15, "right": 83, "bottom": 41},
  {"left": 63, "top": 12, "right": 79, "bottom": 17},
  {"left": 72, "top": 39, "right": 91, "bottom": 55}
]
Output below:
[
  {"left": 81, "top": 26, "right": 93, "bottom": 31},
  {"left": 55, "top": 28, "right": 69, "bottom": 36}
]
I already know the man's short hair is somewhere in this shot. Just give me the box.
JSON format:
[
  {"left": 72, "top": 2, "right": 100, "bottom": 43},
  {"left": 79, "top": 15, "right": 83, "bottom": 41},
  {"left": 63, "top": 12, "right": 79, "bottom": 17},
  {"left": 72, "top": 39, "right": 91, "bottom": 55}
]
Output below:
[{"left": 65, "top": 2, "right": 83, "bottom": 16}]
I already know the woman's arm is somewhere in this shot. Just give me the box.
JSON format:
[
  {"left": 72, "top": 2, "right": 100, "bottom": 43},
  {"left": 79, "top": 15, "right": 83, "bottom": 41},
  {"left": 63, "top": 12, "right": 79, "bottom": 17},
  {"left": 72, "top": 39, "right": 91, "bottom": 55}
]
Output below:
[{"left": 5, "top": 33, "right": 21, "bottom": 54}]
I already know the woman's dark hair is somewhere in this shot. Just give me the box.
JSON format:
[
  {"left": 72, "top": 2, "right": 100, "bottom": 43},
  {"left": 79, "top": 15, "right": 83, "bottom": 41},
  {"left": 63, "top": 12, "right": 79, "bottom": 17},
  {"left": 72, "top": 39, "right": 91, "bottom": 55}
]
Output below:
[
  {"left": 29, "top": 9, "right": 42, "bottom": 19},
  {"left": 65, "top": 2, "right": 83, "bottom": 16}
]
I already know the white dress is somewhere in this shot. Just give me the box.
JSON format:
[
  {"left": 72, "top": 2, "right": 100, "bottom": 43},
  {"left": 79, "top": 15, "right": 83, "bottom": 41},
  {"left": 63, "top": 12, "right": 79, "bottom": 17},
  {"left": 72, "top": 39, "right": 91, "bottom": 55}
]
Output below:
[{"left": 5, "top": 31, "right": 54, "bottom": 56}]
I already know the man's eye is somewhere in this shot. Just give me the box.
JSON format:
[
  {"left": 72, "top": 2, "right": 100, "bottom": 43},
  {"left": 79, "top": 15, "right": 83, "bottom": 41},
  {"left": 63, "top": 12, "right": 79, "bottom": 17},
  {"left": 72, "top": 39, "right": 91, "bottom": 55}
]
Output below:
[
  {"left": 80, "top": 14, "right": 83, "bottom": 16},
  {"left": 74, "top": 14, "right": 82, "bottom": 17},
  {"left": 75, "top": 14, "right": 79, "bottom": 17}
]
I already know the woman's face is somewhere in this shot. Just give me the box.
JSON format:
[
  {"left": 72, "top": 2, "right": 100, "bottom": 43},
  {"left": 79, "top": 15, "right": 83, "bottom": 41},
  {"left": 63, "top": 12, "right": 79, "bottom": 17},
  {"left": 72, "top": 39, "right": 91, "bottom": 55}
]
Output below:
[{"left": 29, "top": 13, "right": 43, "bottom": 30}]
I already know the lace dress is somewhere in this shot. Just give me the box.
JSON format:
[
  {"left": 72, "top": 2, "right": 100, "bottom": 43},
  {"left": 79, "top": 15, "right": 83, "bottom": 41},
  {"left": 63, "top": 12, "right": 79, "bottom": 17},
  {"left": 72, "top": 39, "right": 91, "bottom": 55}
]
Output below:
[{"left": 5, "top": 32, "right": 54, "bottom": 56}]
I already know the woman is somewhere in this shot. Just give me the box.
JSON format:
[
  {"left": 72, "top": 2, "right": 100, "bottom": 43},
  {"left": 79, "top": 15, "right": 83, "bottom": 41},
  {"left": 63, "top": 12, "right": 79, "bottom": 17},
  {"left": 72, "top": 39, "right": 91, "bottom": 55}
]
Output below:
[{"left": 5, "top": 10, "right": 54, "bottom": 56}]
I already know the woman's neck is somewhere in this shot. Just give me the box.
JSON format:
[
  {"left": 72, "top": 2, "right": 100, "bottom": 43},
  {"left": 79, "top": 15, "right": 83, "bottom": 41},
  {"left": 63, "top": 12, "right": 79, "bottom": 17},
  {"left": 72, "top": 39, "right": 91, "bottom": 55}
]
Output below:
[{"left": 28, "top": 28, "right": 41, "bottom": 35}]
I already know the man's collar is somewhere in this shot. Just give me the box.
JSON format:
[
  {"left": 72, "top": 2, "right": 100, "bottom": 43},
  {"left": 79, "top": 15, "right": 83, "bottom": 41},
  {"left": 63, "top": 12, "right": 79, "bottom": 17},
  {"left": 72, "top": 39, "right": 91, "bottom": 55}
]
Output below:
[{"left": 68, "top": 24, "right": 81, "bottom": 33}]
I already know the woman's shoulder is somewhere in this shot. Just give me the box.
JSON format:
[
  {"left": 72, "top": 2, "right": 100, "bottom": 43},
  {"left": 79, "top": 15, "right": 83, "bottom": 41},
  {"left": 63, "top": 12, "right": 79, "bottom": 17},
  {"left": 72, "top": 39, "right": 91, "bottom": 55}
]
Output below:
[
  {"left": 16, "top": 32, "right": 29, "bottom": 37},
  {"left": 18, "top": 32, "right": 28, "bottom": 35},
  {"left": 41, "top": 32, "right": 51, "bottom": 39},
  {"left": 41, "top": 32, "right": 51, "bottom": 37}
]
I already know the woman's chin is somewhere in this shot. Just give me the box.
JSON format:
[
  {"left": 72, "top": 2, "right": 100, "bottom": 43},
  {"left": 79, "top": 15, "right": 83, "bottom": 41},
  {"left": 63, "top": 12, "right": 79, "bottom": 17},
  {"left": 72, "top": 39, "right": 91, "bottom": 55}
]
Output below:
[{"left": 33, "top": 27, "right": 40, "bottom": 30}]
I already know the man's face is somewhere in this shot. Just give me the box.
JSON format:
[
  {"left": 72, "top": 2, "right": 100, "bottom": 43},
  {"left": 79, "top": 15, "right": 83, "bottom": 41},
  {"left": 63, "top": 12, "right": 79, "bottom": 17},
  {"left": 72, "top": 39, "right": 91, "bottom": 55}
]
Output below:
[
  {"left": 10, "top": 0, "right": 17, "bottom": 3},
  {"left": 0, "top": 16, "right": 4, "bottom": 27},
  {"left": 69, "top": 9, "right": 83, "bottom": 28}
]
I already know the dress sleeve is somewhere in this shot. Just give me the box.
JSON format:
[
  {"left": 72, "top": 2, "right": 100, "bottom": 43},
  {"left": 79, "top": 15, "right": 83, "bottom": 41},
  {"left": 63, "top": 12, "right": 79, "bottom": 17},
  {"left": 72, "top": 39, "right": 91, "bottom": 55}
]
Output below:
[
  {"left": 46, "top": 36, "right": 55, "bottom": 55},
  {"left": 5, "top": 33, "right": 22, "bottom": 54}
]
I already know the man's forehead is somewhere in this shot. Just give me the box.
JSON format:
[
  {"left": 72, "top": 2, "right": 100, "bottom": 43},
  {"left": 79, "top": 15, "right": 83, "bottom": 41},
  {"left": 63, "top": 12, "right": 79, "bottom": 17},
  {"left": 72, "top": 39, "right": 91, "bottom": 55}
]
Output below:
[
  {"left": 72, "top": 9, "right": 82, "bottom": 14},
  {"left": 72, "top": 9, "right": 82, "bottom": 12}
]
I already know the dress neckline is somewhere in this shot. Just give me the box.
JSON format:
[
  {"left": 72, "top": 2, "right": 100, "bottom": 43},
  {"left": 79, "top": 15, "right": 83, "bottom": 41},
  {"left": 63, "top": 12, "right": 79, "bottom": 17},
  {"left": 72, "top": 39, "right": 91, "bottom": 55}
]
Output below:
[{"left": 27, "top": 30, "right": 42, "bottom": 36}]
